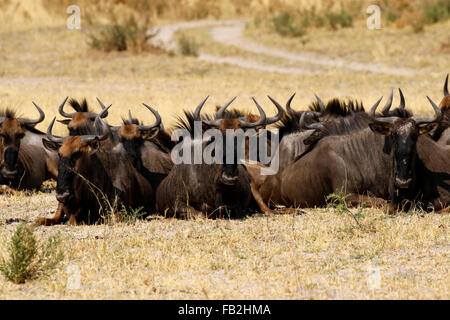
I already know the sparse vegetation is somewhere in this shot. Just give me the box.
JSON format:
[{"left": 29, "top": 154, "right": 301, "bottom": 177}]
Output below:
[
  {"left": 0, "top": 223, "right": 63, "bottom": 284},
  {"left": 88, "top": 15, "right": 155, "bottom": 53},
  {"left": 177, "top": 33, "right": 199, "bottom": 57},
  {"left": 0, "top": 0, "right": 448, "bottom": 300},
  {"left": 272, "top": 13, "right": 306, "bottom": 37}
]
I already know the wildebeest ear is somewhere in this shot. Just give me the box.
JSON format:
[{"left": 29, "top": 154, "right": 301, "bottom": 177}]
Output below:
[
  {"left": 57, "top": 119, "right": 71, "bottom": 125},
  {"left": 369, "top": 122, "right": 392, "bottom": 136},
  {"left": 141, "top": 127, "right": 159, "bottom": 141},
  {"left": 42, "top": 138, "right": 60, "bottom": 151},
  {"left": 418, "top": 122, "right": 438, "bottom": 135}
]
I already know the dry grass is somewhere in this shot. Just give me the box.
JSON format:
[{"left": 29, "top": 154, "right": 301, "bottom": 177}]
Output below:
[{"left": 0, "top": 1, "right": 449, "bottom": 299}]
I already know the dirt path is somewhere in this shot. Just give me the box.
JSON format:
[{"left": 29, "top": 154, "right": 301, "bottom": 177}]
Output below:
[{"left": 148, "top": 20, "right": 417, "bottom": 76}]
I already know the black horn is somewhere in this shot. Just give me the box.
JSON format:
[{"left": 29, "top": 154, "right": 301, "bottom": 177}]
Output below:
[
  {"left": 140, "top": 103, "right": 162, "bottom": 131},
  {"left": 46, "top": 117, "right": 68, "bottom": 143},
  {"left": 411, "top": 96, "right": 442, "bottom": 125},
  {"left": 444, "top": 74, "right": 449, "bottom": 96},
  {"left": 18, "top": 102, "right": 45, "bottom": 126},
  {"left": 266, "top": 96, "right": 285, "bottom": 124}
]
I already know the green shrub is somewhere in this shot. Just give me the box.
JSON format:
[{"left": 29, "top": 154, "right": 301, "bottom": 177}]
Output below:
[
  {"left": 0, "top": 223, "right": 64, "bottom": 284},
  {"left": 272, "top": 13, "right": 305, "bottom": 37},
  {"left": 177, "top": 34, "right": 199, "bottom": 57},
  {"left": 88, "top": 15, "right": 154, "bottom": 53},
  {"left": 326, "top": 10, "right": 353, "bottom": 30},
  {"left": 424, "top": 0, "right": 450, "bottom": 23}
]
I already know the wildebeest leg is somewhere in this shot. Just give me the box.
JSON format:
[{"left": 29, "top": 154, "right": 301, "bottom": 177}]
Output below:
[
  {"left": 250, "top": 181, "right": 279, "bottom": 214},
  {"left": 35, "top": 202, "right": 65, "bottom": 226},
  {"left": 68, "top": 208, "right": 81, "bottom": 226},
  {"left": 436, "top": 207, "right": 450, "bottom": 214},
  {"left": 172, "top": 198, "right": 203, "bottom": 219},
  {"left": 346, "top": 194, "right": 388, "bottom": 209}
]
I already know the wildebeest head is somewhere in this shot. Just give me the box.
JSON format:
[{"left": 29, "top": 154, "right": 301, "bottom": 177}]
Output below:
[
  {"left": 369, "top": 91, "right": 441, "bottom": 189},
  {"left": 57, "top": 97, "right": 109, "bottom": 135},
  {"left": 194, "top": 96, "right": 281, "bottom": 185},
  {"left": 0, "top": 103, "right": 45, "bottom": 179},
  {"left": 43, "top": 107, "right": 110, "bottom": 203},
  {"left": 111, "top": 105, "right": 161, "bottom": 167}
]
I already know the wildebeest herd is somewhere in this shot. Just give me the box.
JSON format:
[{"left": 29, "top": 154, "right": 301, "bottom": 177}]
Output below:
[{"left": 1, "top": 75, "right": 449, "bottom": 225}]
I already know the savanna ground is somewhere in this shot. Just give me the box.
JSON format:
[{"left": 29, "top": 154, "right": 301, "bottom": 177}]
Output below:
[{"left": 0, "top": 0, "right": 449, "bottom": 299}]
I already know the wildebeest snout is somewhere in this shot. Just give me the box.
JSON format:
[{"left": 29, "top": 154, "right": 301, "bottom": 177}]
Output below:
[
  {"left": 395, "top": 176, "right": 412, "bottom": 188},
  {"left": 56, "top": 191, "right": 71, "bottom": 203}
]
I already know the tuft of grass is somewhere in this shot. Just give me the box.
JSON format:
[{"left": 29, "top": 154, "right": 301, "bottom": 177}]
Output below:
[
  {"left": 177, "top": 33, "right": 199, "bottom": 57},
  {"left": 0, "top": 223, "right": 63, "bottom": 284},
  {"left": 272, "top": 13, "right": 305, "bottom": 37},
  {"left": 325, "top": 10, "right": 353, "bottom": 30},
  {"left": 326, "top": 190, "right": 368, "bottom": 231},
  {"left": 424, "top": 0, "right": 450, "bottom": 24}
]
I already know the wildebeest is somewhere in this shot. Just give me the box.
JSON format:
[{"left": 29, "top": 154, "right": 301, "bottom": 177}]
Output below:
[
  {"left": 257, "top": 93, "right": 384, "bottom": 206},
  {"left": 0, "top": 102, "right": 58, "bottom": 192},
  {"left": 109, "top": 104, "right": 172, "bottom": 195},
  {"left": 156, "top": 96, "right": 278, "bottom": 218},
  {"left": 432, "top": 74, "right": 450, "bottom": 145},
  {"left": 38, "top": 107, "right": 155, "bottom": 225},
  {"left": 369, "top": 96, "right": 448, "bottom": 211},
  {"left": 259, "top": 90, "right": 428, "bottom": 209},
  {"left": 57, "top": 97, "right": 109, "bottom": 135}
]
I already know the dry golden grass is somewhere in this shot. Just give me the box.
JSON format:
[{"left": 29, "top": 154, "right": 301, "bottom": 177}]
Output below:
[{"left": 0, "top": 1, "right": 449, "bottom": 299}]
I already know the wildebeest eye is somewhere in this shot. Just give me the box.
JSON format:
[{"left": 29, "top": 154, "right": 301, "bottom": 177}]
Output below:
[{"left": 16, "top": 133, "right": 25, "bottom": 139}]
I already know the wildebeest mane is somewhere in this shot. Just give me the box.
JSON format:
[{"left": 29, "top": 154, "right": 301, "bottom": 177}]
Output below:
[
  {"left": 309, "top": 98, "right": 365, "bottom": 116},
  {"left": 173, "top": 110, "right": 213, "bottom": 137},
  {"left": 0, "top": 108, "right": 45, "bottom": 135},
  {"left": 68, "top": 98, "right": 90, "bottom": 113},
  {"left": 121, "top": 117, "right": 141, "bottom": 126},
  {"left": 0, "top": 108, "right": 17, "bottom": 119},
  {"left": 276, "top": 98, "right": 367, "bottom": 139}
]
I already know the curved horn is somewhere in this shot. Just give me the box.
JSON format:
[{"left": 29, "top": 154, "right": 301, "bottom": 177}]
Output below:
[
  {"left": 266, "top": 95, "right": 285, "bottom": 124},
  {"left": 398, "top": 88, "right": 405, "bottom": 109},
  {"left": 89, "top": 107, "right": 112, "bottom": 142},
  {"left": 18, "top": 102, "right": 45, "bottom": 126},
  {"left": 215, "top": 96, "right": 237, "bottom": 119},
  {"left": 193, "top": 96, "right": 209, "bottom": 120},
  {"left": 444, "top": 74, "right": 449, "bottom": 96},
  {"left": 96, "top": 97, "right": 109, "bottom": 118},
  {"left": 411, "top": 96, "right": 442, "bottom": 124},
  {"left": 300, "top": 111, "right": 323, "bottom": 130},
  {"left": 369, "top": 96, "right": 384, "bottom": 117},
  {"left": 140, "top": 103, "right": 162, "bottom": 131},
  {"left": 314, "top": 94, "right": 325, "bottom": 112},
  {"left": 58, "top": 96, "right": 75, "bottom": 118},
  {"left": 238, "top": 97, "right": 267, "bottom": 129},
  {"left": 286, "top": 92, "right": 296, "bottom": 115},
  {"left": 128, "top": 109, "right": 133, "bottom": 123},
  {"left": 381, "top": 89, "right": 393, "bottom": 115},
  {"left": 46, "top": 117, "right": 67, "bottom": 143}
]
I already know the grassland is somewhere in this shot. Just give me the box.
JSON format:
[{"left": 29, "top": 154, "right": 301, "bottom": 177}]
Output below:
[{"left": 0, "top": 0, "right": 449, "bottom": 299}]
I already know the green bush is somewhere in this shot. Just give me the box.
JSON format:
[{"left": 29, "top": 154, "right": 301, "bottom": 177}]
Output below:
[
  {"left": 177, "top": 34, "right": 199, "bottom": 57},
  {"left": 88, "top": 15, "right": 154, "bottom": 53},
  {"left": 326, "top": 11, "right": 353, "bottom": 30},
  {"left": 272, "top": 13, "right": 305, "bottom": 37},
  {"left": 424, "top": 0, "right": 450, "bottom": 23},
  {"left": 0, "top": 223, "right": 64, "bottom": 284}
]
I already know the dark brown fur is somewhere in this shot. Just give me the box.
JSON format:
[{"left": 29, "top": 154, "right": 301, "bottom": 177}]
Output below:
[{"left": 0, "top": 109, "right": 58, "bottom": 191}]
